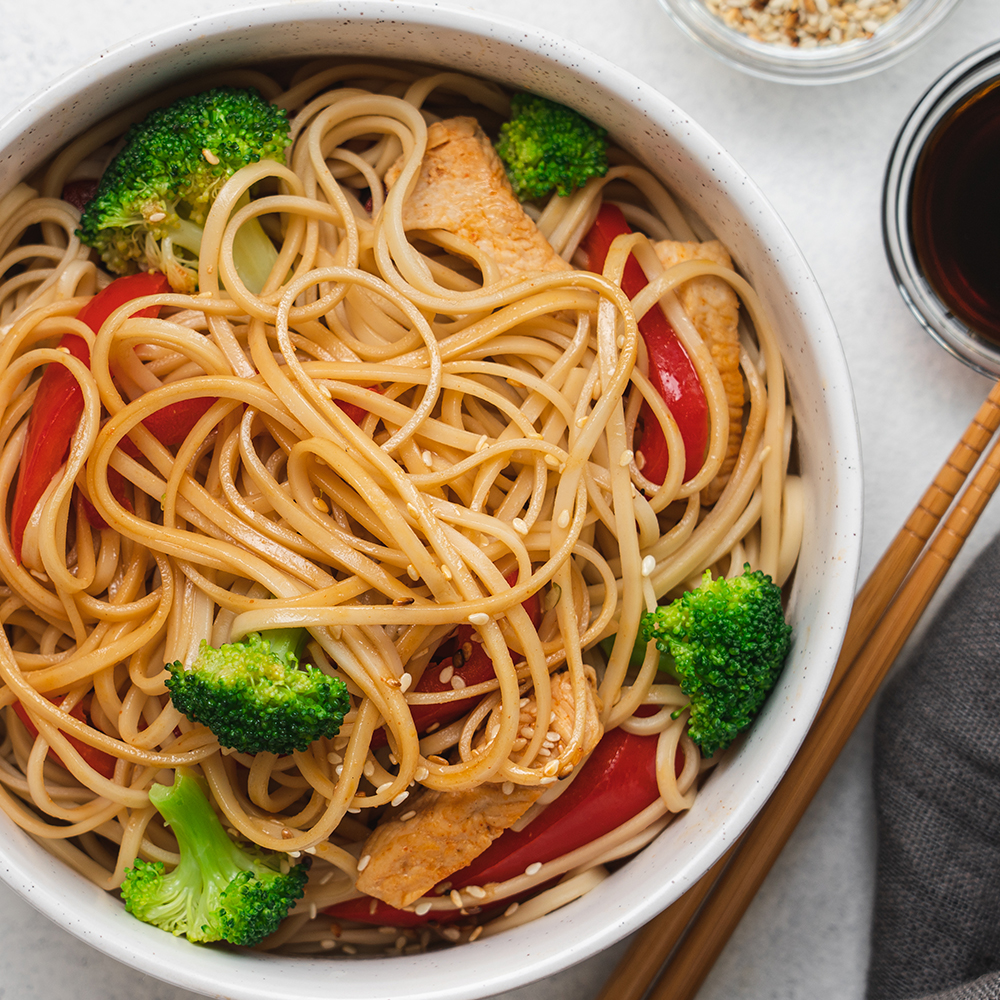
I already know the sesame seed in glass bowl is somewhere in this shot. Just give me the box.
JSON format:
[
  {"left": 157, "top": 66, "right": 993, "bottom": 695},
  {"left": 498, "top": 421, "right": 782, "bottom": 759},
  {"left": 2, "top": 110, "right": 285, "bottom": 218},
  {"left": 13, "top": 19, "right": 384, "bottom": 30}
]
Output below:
[{"left": 658, "top": 0, "right": 963, "bottom": 84}]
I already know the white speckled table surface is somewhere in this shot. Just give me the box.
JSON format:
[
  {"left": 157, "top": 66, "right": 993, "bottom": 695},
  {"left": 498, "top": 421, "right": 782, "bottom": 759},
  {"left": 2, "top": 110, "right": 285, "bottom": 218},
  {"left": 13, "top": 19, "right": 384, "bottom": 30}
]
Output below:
[{"left": 2, "top": 0, "right": 999, "bottom": 997}]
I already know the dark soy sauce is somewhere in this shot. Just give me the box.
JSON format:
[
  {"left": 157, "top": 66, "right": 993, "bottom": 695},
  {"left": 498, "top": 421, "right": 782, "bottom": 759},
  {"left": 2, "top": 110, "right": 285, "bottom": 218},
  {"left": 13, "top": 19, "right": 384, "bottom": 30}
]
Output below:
[{"left": 911, "top": 79, "right": 1000, "bottom": 345}]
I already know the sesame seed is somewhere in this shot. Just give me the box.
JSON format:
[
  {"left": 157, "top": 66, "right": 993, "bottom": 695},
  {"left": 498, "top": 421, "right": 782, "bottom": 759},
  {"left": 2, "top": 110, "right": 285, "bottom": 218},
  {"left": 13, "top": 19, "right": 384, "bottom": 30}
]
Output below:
[
  {"left": 335, "top": 764, "right": 344, "bottom": 776},
  {"left": 391, "top": 790, "right": 409, "bottom": 807},
  {"left": 466, "top": 885, "right": 487, "bottom": 899},
  {"left": 512, "top": 517, "right": 528, "bottom": 535},
  {"left": 502, "top": 781, "right": 515, "bottom": 795},
  {"left": 406, "top": 502, "right": 418, "bottom": 517},
  {"left": 415, "top": 766, "right": 429, "bottom": 781},
  {"left": 399, "top": 672, "right": 412, "bottom": 693},
  {"left": 475, "top": 434, "right": 489, "bottom": 452},
  {"left": 358, "top": 854, "right": 371, "bottom": 871},
  {"left": 642, "top": 554, "right": 657, "bottom": 577},
  {"left": 347, "top": 807, "right": 361, "bottom": 813},
  {"left": 616, "top": 334, "right": 625, "bottom": 349},
  {"left": 305, "top": 846, "right": 317, "bottom": 855},
  {"left": 504, "top": 902, "right": 520, "bottom": 917},
  {"left": 544, "top": 454, "right": 560, "bottom": 468},
  {"left": 451, "top": 675, "right": 466, "bottom": 690},
  {"left": 395, "top": 935, "right": 408, "bottom": 950},
  {"left": 556, "top": 509, "right": 570, "bottom": 529},
  {"left": 469, "top": 926, "right": 483, "bottom": 942},
  {"left": 309, "top": 903, "right": 317, "bottom": 919},
  {"left": 406, "top": 564, "right": 420, "bottom": 580},
  {"left": 576, "top": 415, "right": 588, "bottom": 428},
  {"left": 414, "top": 901, "right": 433, "bottom": 916},
  {"left": 449, "top": 889, "right": 464, "bottom": 907},
  {"left": 546, "top": 731, "right": 560, "bottom": 741},
  {"left": 441, "top": 927, "right": 461, "bottom": 942},
  {"left": 441, "top": 564, "right": 453, "bottom": 580},
  {"left": 311, "top": 496, "right": 328, "bottom": 513},
  {"left": 540, "top": 776, "right": 557, "bottom": 784},
  {"left": 468, "top": 612, "right": 490, "bottom": 626},
  {"left": 342, "top": 944, "right": 358, "bottom": 954},
  {"left": 619, "top": 449, "right": 634, "bottom": 467},
  {"left": 202, "top": 148, "right": 220, "bottom": 165},
  {"left": 544, "top": 759, "right": 560, "bottom": 776},
  {"left": 525, "top": 862, "right": 543, "bottom": 876},
  {"left": 148, "top": 211, "right": 167, "bottom": 223},
  {"left": 327, "top": 752, "right": 342, "bottom": 764},
  {"left": 422, "top": 450, "right": 434, "bottom": 466},
  {"left": 376, "top": 782, "right": 393, "bottom": 795},
  {"left": 400, "top": 810, "right": 416, "bottom": 821},
  {"left": 320, "top": 939, "right": 336, "bottom": 950},
  {"left": 363, "top": 761, "right": 375, "bottom": 777}
]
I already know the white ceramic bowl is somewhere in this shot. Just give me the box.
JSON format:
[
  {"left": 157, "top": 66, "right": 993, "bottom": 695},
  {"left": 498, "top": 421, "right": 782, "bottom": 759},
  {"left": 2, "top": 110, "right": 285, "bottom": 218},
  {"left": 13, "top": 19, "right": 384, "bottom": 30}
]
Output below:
[{"left": 0, "top": 4, "right": 863, "bottom": 999}]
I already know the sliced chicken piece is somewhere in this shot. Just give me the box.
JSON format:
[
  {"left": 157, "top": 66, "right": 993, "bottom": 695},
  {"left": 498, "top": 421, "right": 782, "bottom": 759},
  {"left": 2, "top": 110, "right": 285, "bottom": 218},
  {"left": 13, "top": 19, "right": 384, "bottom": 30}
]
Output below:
[
  {"left": 654, "top": 239, "right": 744, "bottom": 505},
  {"left": 355, "top": 668, "right": 603, "bottom": 909},
  {"left": 384, "top": 116, "right": 571, "bottom": 281}
]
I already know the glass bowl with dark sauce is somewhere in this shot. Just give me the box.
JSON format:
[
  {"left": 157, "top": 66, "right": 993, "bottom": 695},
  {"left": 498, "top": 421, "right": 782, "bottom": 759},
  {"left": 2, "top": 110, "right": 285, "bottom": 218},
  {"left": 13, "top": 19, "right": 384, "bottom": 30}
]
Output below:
[{"left": 884, "top": 41, "right": 1000, "bottom": 376}]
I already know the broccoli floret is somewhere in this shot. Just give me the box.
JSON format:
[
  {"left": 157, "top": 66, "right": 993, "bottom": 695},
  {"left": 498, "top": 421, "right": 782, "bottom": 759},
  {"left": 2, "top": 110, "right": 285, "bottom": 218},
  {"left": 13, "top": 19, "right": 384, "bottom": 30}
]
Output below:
[
  {"left": 78, "top": 87, "right": 289, "bottom": 294},
  {"left": 640, "top": 566, "right": 792, "bottom": 757},
  {"left": 120, "top": 769, "right": 308, "bottom": 945},
  {"left": 166, "top": 629, "right": 350, "bottom": 755},
  {"left": 495, "top": 92, "right": 608, "bottom": 201}
]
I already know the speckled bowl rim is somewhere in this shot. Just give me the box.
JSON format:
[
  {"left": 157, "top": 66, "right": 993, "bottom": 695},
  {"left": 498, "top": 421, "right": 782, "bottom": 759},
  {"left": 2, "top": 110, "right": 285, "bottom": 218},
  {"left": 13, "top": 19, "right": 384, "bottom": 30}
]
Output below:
[{"left": 0, "top": 4, "right": 863, "bottom": 999}]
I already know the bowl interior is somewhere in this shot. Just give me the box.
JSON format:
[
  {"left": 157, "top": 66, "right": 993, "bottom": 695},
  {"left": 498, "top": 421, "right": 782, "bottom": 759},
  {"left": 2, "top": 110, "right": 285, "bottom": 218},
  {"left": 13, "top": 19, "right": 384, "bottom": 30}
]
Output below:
[{"left": 0, "top": 4, "right": 863, "bottom": 998}]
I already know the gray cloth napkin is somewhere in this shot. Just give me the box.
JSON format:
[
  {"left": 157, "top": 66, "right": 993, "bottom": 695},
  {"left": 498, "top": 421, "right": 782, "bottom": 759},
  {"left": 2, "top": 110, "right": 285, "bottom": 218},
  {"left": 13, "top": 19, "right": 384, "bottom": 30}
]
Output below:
[{"left": 867, "top": 534, "right": 1000, "bottom": 1000}]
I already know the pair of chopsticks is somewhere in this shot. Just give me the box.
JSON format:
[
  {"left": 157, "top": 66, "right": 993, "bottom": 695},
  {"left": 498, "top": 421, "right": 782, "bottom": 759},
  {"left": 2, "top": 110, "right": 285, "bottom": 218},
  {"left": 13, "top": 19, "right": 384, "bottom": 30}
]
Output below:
[{"left": 598, "top": 378, "right": 1000, "bottom": 1000}]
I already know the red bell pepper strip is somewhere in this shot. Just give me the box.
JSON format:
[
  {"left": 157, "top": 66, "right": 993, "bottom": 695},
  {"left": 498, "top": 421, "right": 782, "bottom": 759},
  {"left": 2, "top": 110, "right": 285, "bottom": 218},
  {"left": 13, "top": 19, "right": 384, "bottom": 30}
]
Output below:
[
  {"left": 10, "top": 272, "right": 171, "bottom": 560},
  {"left": 335, "top": 385, "right": 382, "bottom": 427},
  {"left": 581, "top": 203, "right": 709, "bottom": 484},
  {"left": 370, "top": 583, "right": 541, "bottom": 749},
  {"left": 450, "top": 722, "right": 666, "bottom": 889},
  {"left": 12, "top": 696, "right": 117, "bottom": 780},
  {"left": 325, "top": 711, "right": 677, "bottom": 927}
]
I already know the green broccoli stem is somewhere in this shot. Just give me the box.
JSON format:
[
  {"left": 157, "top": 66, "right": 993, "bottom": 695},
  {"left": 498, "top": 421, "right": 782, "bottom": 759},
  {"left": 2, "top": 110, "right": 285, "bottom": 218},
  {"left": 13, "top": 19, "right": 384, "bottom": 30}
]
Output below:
[
  {"left": 255, "top": 627, "right": 308, "bottom": 669},
  {"left": 166, "top": 194, "right": 278, "bottom": 295},
  {"left": 230, "top": 211, "right": 280, "bottom": 295},
  {"left": 149, "top": 771, "right": 246, "bottom": 879}
]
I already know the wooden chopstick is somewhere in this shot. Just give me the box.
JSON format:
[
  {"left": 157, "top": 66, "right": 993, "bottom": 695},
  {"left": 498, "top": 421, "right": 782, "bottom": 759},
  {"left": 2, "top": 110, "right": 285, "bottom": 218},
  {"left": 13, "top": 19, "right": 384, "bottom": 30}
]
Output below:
[{"left": 598, "top": 378, "right": 1000, "bottom": 1000}]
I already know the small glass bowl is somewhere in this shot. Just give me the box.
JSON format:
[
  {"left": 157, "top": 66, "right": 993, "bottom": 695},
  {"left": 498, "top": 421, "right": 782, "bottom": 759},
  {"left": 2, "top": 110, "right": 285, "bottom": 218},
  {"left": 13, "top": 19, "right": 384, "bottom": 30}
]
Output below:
[
  {"left": 883, "top": 40, "right": 1000, "bottom": 377},
  {"left": 658, "top": 0, "right": 963, "bottom": 85}
]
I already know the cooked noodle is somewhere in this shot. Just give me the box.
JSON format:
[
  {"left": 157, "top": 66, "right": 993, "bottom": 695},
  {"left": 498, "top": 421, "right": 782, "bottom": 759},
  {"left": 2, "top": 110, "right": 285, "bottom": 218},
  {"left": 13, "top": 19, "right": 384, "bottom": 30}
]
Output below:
[{"left": 0, "top": 60, "right": 801, "bottom": 951}]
